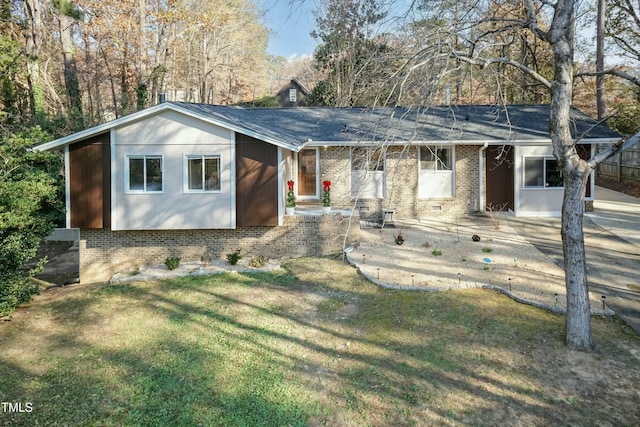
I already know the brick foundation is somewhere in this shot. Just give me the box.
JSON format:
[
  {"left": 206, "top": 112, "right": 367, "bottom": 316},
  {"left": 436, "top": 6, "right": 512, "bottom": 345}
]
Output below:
[
  {"left": 584, "top": 200, "right": 594, "bottom": 212},
  {"left": 79, "top": 214, "right": 360, "bottom": 283}
]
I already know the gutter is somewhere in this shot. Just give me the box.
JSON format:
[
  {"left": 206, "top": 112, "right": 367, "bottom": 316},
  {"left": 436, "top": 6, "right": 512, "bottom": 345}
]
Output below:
[{"left": 298, "top": 139, "right": 313, "bottom": 150}]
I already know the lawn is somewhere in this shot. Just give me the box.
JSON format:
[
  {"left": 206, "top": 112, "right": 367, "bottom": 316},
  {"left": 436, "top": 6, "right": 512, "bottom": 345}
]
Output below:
[{"left": 1, "top": 257, "right": 639, "bottom": 426}]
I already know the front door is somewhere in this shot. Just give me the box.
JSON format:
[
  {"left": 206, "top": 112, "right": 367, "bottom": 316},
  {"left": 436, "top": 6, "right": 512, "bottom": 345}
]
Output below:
[
  {"left": 485, "top": 146, "right": 514, "bottom": 211},
  {"left": 297, "top": 148, "right": 318, "bottom": 197}
]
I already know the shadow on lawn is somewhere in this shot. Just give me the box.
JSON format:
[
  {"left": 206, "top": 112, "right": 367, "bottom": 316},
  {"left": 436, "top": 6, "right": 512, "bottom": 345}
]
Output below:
[
  {"left": 1, "top": 257, "right": 639, "bottom": 426},
  {"left": 1, "top": 338, "right": 313, "bottom": 426}
]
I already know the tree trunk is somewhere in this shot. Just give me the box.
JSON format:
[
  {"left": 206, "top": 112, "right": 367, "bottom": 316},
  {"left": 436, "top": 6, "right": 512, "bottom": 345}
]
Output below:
[
  {"left": 82, "top": 33, "right": 95, "bottom": 123},
  {"left": 120, "top": 47, "right": 130, "bottom": 113},
  {"left": 101, "top": 47, "right": 120, "bottom": 119},
  {"left": 561, "top": 161, "right": 595, "bottom": 351},
  {"left": 23, "top": 0, "right": 45, "bottom": 119},
  {"left": 137, "top": 0, "right": 148, "bottom": 110},
  {"left": 596, "top": 0, "right": 606, "bottom": 119},
  {"left": 548, "top": 0, "right": 596, "bottom": 351},
  {"left": 59, "top": 12, "right": 84, "bottom": 130}
]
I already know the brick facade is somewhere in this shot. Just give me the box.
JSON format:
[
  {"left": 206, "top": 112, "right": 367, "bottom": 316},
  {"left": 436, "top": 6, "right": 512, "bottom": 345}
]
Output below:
[
  {"left": 79, "top": 214, "right": 359, "bottom": 283},
  {"left": 319, "top": 145, "right": 481, "bottom": 220},
  {"left": 79, "top": 144, "right": 482, "bottom": 283}
]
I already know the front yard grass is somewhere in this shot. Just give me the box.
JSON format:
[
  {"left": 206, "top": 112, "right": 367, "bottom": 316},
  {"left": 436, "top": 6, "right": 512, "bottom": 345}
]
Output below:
[{"left": 1, "top": 257, "right": 639, "bottom": 426}]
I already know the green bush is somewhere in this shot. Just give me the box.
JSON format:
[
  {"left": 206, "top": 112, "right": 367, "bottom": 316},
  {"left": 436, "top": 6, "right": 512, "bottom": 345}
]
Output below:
[
  {"left": 226, "top": 249, "right": 242, "bottom": 265},
  {"left": 0, "top": 127, "right": 63, "bottom": 317},
  {"left": 164, "top": 257, "right": 181, "bottom": 270},
  {"left": 286, "top": 190, "right": 295, "bottom": 208}
]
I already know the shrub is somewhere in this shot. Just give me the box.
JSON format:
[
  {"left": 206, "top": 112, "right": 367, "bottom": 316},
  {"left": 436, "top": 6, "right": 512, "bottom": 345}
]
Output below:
[
  {"left": 226, "top": 249, "right": 242, "bottom": 265},
  {"left": 431, "top": 248, "right": 442, "bottom": 256},
  {"left": 486, "top": 203, "right": 508, "bottom": 230},
  {"left": 322, "top": 180, "right": 331, "bottom": 207},
  {"left": 0, "top": 127, "right": 64, "bottom": 317},
  {"left": 164, "top": 257, "right": 181, "bottom": 270},
  {"left": 249, "top": 254, "right": 268, "bottom": 268},
  {"left": 286, "top": 181, "right": 295, "bottom": 208}
]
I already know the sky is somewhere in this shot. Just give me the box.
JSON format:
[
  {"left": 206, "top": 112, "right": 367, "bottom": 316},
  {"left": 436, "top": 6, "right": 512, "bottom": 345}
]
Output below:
[
  {"left": 256, "top": 1, "right": 605, "bottom": 65},
  {"left": 259, "top": 0, "right": 319, "bottom": 59}
]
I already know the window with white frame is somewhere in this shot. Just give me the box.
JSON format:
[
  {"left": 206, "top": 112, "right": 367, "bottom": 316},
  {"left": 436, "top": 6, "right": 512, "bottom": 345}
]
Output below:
[
  {"left": 352, "top": 147, "right": 385, "bottom": 171},
  {"left": 351, "top": 147, "right": 385, "bottom": 199},
  {"left": 289, "top": 89, "right": 297, "bottom": 102},
  {"left": 523, "top": 156, "right": 563, "bottom": 188},
  {"left": 419, "top": 146, "right": 454, "bottom": 198},
  {"left": 127, "top": 155, "right": 163, "bottom": 192},
  {"left": 185, "top": 155, "right": 221, "bottom": 192},
  {"left": 420, "top": 146, "right": 452, "bottom": 170}
]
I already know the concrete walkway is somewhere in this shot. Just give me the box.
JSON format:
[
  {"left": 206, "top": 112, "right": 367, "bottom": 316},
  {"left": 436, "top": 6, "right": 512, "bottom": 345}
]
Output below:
[
  {"left": 588, "top": 186, "right": 640, "bottom": 249},
  {"left": 586, "top": 186, "right": 640, "bottom": 334}
]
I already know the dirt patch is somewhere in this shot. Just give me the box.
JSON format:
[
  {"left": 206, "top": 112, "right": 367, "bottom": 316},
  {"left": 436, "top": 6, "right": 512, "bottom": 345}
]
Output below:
[
  {"left": 351, "top": 215, "right": 606, "bottom": 312},
  {"left": 627, "top": 284, "right": 640, "bottom": 293},
  {"left": 597, "top": 175, "right": 640, "bottom": 198}
]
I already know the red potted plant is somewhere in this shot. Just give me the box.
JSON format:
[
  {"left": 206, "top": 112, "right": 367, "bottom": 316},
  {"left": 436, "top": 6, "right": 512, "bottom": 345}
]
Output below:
[
  {"left": 322, "top": 180, "right": 331, "bottom": 213},
  {"left": 286, "top": 180, "right": 295, "bottom": 214}
]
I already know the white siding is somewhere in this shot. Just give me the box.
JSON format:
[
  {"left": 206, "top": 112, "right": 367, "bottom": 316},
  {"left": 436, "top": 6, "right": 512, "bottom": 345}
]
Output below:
[
  {"left": 351, "top": 170, "right": 385, "bottom": 199},
  {"left": 516, "top": 145, "right": 563, "bottom": 217},
  {"left": 113, "top": 111, "right": 235, "bottom": 230},
  {"left": 419, "top": 171, "right": 454, "bottom": 199}
]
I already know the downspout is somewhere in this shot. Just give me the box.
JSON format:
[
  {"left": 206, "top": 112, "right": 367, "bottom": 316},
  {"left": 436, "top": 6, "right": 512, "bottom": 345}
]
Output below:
[
  {"left": 588, "top": 143, "right": 596, "bottom": 201},
  {"left": 478, "top": 142, "right": 488, "bottom": 213}
]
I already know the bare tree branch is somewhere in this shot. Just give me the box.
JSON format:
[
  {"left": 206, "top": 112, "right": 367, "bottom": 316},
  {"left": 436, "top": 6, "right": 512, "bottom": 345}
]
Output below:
[
  {"left": 575, "top": 67, "right": 640, "bottom": 87},
  {"left": 572, "top": 112, "right": 617, "bottom": 147},
  {"left": 454, "top": 54, "right": 552, "bottom": 89},
  {"left": 523, "top": 0, "right": 550, "bottom": 42},
  {"left": 588, "top": 132, "right": 640, "bottom": 168},
  {"left": 473, "top": 18, "right": 529, "bottom": 41}
]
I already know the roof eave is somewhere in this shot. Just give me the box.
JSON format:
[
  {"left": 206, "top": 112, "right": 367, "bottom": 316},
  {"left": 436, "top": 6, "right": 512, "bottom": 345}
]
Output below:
[
  {"left": 33, "top": 103, "right": 177, "bottom": 151},
  {"left": 34, "top": 102, "right": 303, "bottom": 153},
  {"left": 304, "top": 137, "right": 620, "bottom": 147},
  {"left": 168, "top": 104, "right": 303, "bottom": 152}
]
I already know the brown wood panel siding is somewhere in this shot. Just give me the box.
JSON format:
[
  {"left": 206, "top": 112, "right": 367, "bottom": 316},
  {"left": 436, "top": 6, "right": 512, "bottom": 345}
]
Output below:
[
  {"left": 485, "top": 146, "right": 514, "bottom": 210},
  {"left": 69, "top": 133, "right": 111, "bottom": 229},
  {"left": 236, "top": 134, "right": 278, "bottom": 226}
]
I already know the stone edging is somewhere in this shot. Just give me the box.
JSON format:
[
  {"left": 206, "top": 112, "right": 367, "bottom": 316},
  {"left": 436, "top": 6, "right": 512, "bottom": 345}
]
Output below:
[{"left": 346, "top": 254, "right": 616, "bottom": 317}]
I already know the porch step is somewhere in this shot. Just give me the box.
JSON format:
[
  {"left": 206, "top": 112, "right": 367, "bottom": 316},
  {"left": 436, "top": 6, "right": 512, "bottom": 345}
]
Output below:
[{"left": 295, "top": 200, "right": 321, "bottom": 206}]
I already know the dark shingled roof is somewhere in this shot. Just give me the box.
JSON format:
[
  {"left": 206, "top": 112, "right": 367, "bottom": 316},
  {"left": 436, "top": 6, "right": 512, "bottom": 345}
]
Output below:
[
  {"left": 34, "top": 102, "right": 621, "bottom": 154},
  {"left": 173, "top": 102, "right": 620, "bottom": 148}
]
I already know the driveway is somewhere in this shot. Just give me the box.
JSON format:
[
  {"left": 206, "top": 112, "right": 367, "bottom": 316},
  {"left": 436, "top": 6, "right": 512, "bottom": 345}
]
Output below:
[{"left": 507, "top": 186, "right": 640, "bottom": 334}]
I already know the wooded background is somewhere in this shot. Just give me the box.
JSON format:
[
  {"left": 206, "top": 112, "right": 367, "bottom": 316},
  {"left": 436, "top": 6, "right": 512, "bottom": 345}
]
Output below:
[{"left": 3, "top": 0, "right": 640, "bottom": 136}]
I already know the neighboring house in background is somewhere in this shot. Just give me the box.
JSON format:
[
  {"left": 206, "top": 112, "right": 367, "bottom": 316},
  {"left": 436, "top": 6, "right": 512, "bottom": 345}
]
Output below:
[
  {"left": 35, "top": 102, "right": 620, "bottom": 283},
  {"left": 275, "top": 79, "right": 310, "bottom": 107}
]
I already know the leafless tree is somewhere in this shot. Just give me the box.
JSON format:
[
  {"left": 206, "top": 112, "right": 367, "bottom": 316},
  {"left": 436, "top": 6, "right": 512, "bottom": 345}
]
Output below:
[{"left": 307, "top": 0, "right": 640, "bottom": 351}]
